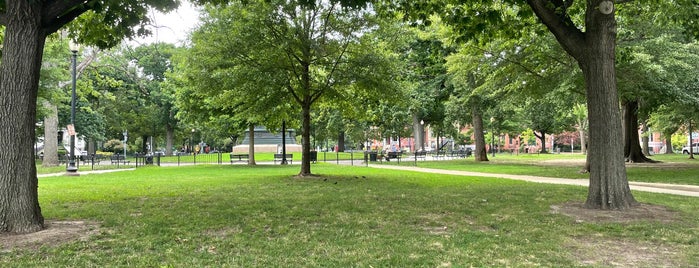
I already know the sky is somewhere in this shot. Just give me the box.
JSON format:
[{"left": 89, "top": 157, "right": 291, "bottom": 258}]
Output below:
[{"left": 129, "top": 1, "right": 202, "bottom": 46}]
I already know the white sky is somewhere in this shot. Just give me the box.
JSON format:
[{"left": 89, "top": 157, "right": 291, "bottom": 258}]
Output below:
[{"left": 129, "top": 1, "right": 202, "bottom": 46}]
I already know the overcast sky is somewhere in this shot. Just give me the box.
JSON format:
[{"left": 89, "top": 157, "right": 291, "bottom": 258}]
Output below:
[{"left": 129, "top": 1, "right": 202, "bottom": 46}]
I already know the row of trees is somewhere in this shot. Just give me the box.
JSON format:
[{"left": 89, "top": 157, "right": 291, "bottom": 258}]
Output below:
[{"left": 2, "top": 0, "right": 699, "bottom": 235}]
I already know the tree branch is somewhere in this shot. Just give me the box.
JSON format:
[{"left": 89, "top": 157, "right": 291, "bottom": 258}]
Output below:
[
  {"left": 42, "top": 0, "right": 95, "bottom": 34},
  {"left": 526, "top": 0, "right": 586, "bottom": 61}
]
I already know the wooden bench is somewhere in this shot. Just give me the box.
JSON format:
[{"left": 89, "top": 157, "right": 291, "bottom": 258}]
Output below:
[
  {"left": 110, "top": 155, "right": 130, "bottom": 165},
  {"left": 413, "top": 151, "right": 427, "bottom": 161},
  {"left": 384, "top": 151, "right": 403, "bottom": 162},
  {"left": 274, "top": 154, "right": 293, "bottom": 164},
  {"left": 230, "top": 154, "right": 249, "bottom": 164}
]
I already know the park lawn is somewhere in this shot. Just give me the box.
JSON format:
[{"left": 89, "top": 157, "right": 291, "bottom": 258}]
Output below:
[
  {"left": 405, "top": 153, "right": 699, "bottom": 186},
  {"left": 4, "top": 164, "right": 698, "bottom": 267}
]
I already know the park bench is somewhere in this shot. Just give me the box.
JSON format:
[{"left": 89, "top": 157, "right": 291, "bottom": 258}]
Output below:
[
  {"left": 274, "top": 153, "right": 293, "bottom": 164},
  {"left": 434, "top": 150, "right": 447, "bottom": 159},
  {"left": 110, "top": 154, "right": 130, "bottom": 165},
  {"left": 413, "top": 151, "right": 427, "bottom": 161},
  {"left": 230, "top": 153, "right": 249, "bottom": 164},
  {"left": 451, "top": 149, "right": 472, "bottom": 158},
  {"left": 385, "top": 151, "right": 403, "bottom": 162}
]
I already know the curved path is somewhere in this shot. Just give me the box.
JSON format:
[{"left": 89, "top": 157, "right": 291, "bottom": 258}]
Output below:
[{"left": 370, "top": 164, "right": 699, "bottom": 197}]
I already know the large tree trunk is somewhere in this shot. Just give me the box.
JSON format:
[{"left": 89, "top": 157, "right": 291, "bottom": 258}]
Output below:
[
  {"left": 0, "top": 2, "right": 46, "bottom": 233},
  {"left": 299, "top": 103, "right": 312, "bottom": 176},
  {"left": 579, "top": 9, "right": 637, "bottom": 210},
  {"left": 665, "top": 135, "right": 674, "bottom": 154},
  {"left": 641, "top": 123, "right": 650, "bottom": 156},
  {"left": 166, "top": 123, "right": 174, "bottom": 156},
  {"left": 622, "top": 100, "right": 654, "bottom": 163},
  {"left": 534, "top": 131, "right": 547, "bottom": 153},
  {"left": 412, "top": 113, "right": 424, "bottom": 151},
  {"left": 337, "top": 131, "right": 345, "bottom": 152},
  {"left": 42, "top": 101, "right": 59, "bottom": 167},
  {"left": 528, "top": 0, "right": 637, "bottom": 209},
  {"left": 471, "top": 104, "right": 488, "bottom": 162}
]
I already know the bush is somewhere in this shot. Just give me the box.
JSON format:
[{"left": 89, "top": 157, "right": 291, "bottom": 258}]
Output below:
[{"left": 102, "top": 139, "right": 124, "bottom": 153}]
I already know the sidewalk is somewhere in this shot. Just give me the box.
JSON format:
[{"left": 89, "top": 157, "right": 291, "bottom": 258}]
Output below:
[{"left": 369, "top": 164, "right": 699, "bottom": 198}]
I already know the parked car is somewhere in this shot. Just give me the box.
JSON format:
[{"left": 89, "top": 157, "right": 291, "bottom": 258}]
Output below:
[{"left": 682, "top": 143, "right": 699, "bottom": 154}]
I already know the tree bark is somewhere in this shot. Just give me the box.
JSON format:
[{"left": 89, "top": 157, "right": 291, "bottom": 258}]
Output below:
[
  {"left": 528, "top": 0, "right": 637, "bottom": 209},
  {"left": 622, "top": 100, "right": 654, "bottom": 163},
  {"left": 471, "top": 104, "right": 488, "bottom": 162},
  {"left": 578, "top": 124, "right": 587, "bottom": 155},
  {"left": 299, "top": 102, "right": 312, "bottom": 176},
  {"left": 534, "top": 131, "right": 547, "bottom": 153},
  {"left": 247, "top": 124, "right": 256, "bottom": 165},
  {"left": 0, "top": 1, "right": 46, "bottom": 233},
  {"left": 641, "top": 123, "right": 650, "bottom": 156},
  {"left": 412, "top": 113, "right": 423, "bottom": 151},
  {"left": 42, "top": 101, "right": 60, "bottom": 167},
  {"left": 337, "top": 131, "right": 345, "bottom": 152},
  {"left": 579, "top": 8, "right": 637, "bottom": 209},
  {"left": 166, "top": 123, "right": 174, "bottom": 156},
  {"left": 665, "top": 136, "right": 674, "bottom": 154}
]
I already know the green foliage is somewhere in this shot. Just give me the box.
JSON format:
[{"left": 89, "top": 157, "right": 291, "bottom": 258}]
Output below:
[{"left": 102, "top": 139, "right": 124, "bottom": 152}]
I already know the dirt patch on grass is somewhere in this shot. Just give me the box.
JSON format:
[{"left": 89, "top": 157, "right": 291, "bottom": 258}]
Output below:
[
  {"left": 551, "top": 202, "right": 679, "bottom": 224},
  {"left": 0, "top": 220, "right": 99, "bottom": 252},
  {"left": 566, "top": 236, "right": 685, "bottom": 267},
  {"left": 553, "top": 202, "right": 686, "bottom": 267}
]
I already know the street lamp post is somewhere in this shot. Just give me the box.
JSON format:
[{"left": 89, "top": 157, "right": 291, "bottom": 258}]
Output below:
[
  {"left": 490, "top": 117, "right": 495, "bottom": 158},
  {"left": 66, "top": 42, "right": 79, "bottom": 175},
  {"left": 191, "top": 129, "right": 195, "bottom": 154}
]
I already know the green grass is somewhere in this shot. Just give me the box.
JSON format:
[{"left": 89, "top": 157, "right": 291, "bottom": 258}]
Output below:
[
  {"left": 4, "top": 164, "right": 699, "bottom": 266},
  {"left": 393, "top": 153, "right": 699, "bottom": 185}
]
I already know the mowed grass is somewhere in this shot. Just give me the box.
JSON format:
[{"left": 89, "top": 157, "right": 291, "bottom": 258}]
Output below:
[
  {"left": 4, "top": 164, "right": 699, "bottom": 266},
  {"left": 406, "top": 153, "right": 699, "bottom": 185}
]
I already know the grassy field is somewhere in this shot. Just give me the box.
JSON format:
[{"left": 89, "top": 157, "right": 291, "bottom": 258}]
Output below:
[
  {"left": 395, "top": 153, "right": 699, "bottom": 185},
  {"left": 5, "top": 164, "right": 699, "bottom": 266}
]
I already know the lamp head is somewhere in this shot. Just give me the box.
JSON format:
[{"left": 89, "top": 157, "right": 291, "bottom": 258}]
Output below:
[{"left": 69, "top": 40, "right": 80, "bottom": 53}]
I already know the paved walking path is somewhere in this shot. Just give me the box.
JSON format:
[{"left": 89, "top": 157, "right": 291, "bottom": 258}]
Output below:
[{"left": 369, "top": 164, "right": 699, "bottom": 197}]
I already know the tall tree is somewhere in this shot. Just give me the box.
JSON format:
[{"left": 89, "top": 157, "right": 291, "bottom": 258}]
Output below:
[
  {"left": 385, "top": 0, "right": 692, "bottom": 209},
  {"left": 0, "top": 0, "right": 178, "bottom": 234},
  {"left": 184, "top": 0, "right": 399, "bottom": 176}
]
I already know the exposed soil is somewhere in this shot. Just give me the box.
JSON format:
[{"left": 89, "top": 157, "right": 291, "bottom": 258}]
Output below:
[
  {"left": 0, "top": 220, "right": 99, "bottom": 253},
  {"left": 552, "top": 202, "right": 687, "bottom": 267}
]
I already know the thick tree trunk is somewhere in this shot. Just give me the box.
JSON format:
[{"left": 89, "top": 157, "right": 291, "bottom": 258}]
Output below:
[
  {"left": 641, "top": 123, "right": 650, "bottom": 156},
  {"left": 527, "top": 0, "right": 636, "bottom": 209},
  {"left": 578, "top": 125, "right": 587, "bottom": 155},
  {"left": 580, "top": 10, "right": 637, "bottom": 209},
  {"left": 471, "top": 104, "right": 488, "bottom": 162},
  {"left": 337, "top": 131, "right": 345, "bottom": 152},
  {"left": 0, "top": 2, "right": 46, "bottom": 233},
  {"left": 247, "top": 124, "right": 256, "bottom": 165},
  {"left": 535, "top": 131, "right": 547, "bottom": 153},
  {"left": 166, "top": 123, "right": 174, "bottom": 156},
  {"left": 622, "top": 100, "right": 654, "bottom": 163},
  {"left": 42, "top": 101, "right": 59, "bottom": 167},
  {"left": 299, "top": 103, "right": 312, "bottom": 176},
  {"left": 411, "top": 113, "right": 422, "bottom": 152},
  {"left": 665, "top": 135, "right": 674, "bottom": 154}
]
